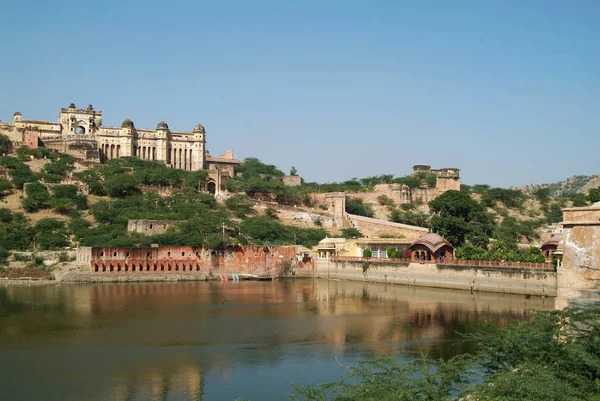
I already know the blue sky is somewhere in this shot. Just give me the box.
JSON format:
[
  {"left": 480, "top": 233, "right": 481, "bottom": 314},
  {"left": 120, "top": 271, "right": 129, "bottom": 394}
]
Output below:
[{"left": 1, "top": 0, "right": 598, "bottom": 187}]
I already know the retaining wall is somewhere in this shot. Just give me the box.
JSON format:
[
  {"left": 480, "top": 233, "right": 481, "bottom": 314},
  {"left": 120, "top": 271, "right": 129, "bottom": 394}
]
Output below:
[{"left": 316, "top": 258, "right": 557, "bottom": 296}]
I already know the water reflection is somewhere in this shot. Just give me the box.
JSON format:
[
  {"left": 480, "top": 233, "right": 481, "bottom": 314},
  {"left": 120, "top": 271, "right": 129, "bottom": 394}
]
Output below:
[{"left": 0, "top": 280, "right": 554, "bottom": 401}]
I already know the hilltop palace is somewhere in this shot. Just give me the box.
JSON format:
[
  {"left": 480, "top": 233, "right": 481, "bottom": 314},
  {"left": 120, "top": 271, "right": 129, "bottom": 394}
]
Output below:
[{"left": 0, "top": 103, "right": 239, "bottom": 194}]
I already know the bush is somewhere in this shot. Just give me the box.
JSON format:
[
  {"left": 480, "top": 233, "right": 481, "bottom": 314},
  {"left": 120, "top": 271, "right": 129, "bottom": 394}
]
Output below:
[
  {"left": 340, "top": 227, "right": 363, "bottom": 239},
  {"left": 362, "top": 248, "right": 372, "bottom": 258},
  {"left": 34, "top": 218, "right": 70, "bottom": 250},
  {"left": 481, "top": 188, "right": 527, "bottom": 209},
  {"left": 265, "top": 207, "right": 279, "bottom": 219},
  {"left": 225, "top": 195, "right": 255, "bottom": 218},
  {"left": 10, "top": 164, "right": 38, "bottom": 189},
  {"left": 377, "top": 195, "right": 394, "bottom": 207},
  {"left": 0, "top": 134, "right": 12, "bottom": 155},
  {"left": 23, "top": 182, "right": 51, "bottom": 212},
  {"left": 345, "top": 197, "right": 374, "bottom": 218},
  {"left": 587, "top": 187, "right": 600, "bottom": 203}
]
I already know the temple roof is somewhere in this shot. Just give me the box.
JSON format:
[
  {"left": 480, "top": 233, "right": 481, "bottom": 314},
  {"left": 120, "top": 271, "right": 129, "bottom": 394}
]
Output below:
[
  {"left": 409, "top": 232, "right": 452, "bottom": 253},
  {"left": 540, "top": 233, "right": 563, "bottom": 248}
]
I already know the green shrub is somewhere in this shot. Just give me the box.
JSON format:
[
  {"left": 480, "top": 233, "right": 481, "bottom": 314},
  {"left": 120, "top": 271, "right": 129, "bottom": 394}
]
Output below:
[
  {"left": 23, "top": 182, "right": 51, "bottom": 212},
  {"left": 362, "top": 248, "right": 372, "bottom": 258},
  {"left": 340, "top": 227, "right": 363, "bottom": 238},
  {"left": 345, "top": 197, "right": 374, "bottom": 218}
]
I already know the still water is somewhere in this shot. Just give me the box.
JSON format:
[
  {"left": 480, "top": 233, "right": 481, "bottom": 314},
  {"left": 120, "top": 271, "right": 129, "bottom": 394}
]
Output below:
[{"left": 0, "top": 279, "right": 554, "bottom": 401}]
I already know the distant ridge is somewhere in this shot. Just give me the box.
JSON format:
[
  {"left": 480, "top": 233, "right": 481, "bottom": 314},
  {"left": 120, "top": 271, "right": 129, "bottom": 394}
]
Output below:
[{"left": 514, "top": 174, "right": 600, "bottom": 197}]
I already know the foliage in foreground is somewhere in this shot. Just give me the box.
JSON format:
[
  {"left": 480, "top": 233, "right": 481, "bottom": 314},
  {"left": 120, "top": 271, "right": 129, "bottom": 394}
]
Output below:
[{"left": 266, "top": 304, "right": 600, "bottom": 401}]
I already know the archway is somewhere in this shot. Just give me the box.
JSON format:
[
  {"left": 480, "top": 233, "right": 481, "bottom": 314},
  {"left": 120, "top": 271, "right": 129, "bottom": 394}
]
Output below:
[
  {"left": 207, "top": 181, "right": 216, "bottom": 195},
  {"left": 75, "top": 126, "right": 86, "bottom": 135}
]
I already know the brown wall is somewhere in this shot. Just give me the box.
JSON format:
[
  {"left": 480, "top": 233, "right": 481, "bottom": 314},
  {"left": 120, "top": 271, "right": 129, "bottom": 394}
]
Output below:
[{"left": 86, "top": 245, "right": 301, "bottom": 277}]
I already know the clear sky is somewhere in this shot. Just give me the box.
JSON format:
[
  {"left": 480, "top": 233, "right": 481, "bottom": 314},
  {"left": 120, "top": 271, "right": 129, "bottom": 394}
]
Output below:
[{"left": 1, "top": 0, "right": 598, "bottom": 187}]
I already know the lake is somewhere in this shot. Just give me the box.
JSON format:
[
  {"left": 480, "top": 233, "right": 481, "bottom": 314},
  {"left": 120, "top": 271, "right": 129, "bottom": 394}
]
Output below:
[{"left": 0, "top": 279, "right": 555, "bottom": 401}]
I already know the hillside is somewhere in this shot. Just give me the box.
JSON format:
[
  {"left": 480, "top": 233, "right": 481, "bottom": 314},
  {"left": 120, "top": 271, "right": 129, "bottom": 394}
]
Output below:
[
  {"left": 0, "top": 137, "right": 590, "bottom": 271},
  {"left": 515, "top": 174, "right": 600, "bottom": 198}
]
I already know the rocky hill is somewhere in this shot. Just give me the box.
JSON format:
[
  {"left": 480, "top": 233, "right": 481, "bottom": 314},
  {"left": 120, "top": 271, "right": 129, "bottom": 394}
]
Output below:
[{"left": 515, "top": 174, "right": 600, "bottom": 198}]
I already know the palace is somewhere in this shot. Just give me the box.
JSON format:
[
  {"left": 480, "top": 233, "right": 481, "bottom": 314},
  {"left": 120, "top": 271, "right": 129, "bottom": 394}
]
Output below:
[{"left": 0, "top": 102, "right": 239, "bottom": 194}]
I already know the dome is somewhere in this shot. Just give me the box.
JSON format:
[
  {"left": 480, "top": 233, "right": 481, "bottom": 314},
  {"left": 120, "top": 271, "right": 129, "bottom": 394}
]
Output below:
[
  {"left": 121, "top": 118, "right": 135, "bottom": 128},
  {"left": 156, "top": 121, "right": 169, "bottom": 130},
  {"left": 540, "top": 233, "right": 563, "bottom": 248},
  {"left": 411, "top": 232, "right": 452, "bottom": 253},
  {"left": 193, "top": 123, "right": 205, "bottom": 133},
  {"left": 69, "top": 103, "right": 76, "bottom": 108},
  {"left": 87, "top": 104, "right": 93, "bottom": 110}
]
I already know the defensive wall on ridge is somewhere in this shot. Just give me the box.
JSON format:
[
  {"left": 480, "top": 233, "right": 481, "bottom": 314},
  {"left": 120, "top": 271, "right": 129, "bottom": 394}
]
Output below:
[{"left": 315, "top": 257, "right": 557, "bottom": 297}]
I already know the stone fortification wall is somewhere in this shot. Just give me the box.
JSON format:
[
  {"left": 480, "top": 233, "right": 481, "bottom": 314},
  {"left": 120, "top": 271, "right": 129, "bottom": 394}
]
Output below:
[
  {"left": 254, "top": 202, "right": 335, "bottom": 228},
  {"left": 316, "top": 258, "right": 557, "bottom": 297},
  {"left": 346, "top": 214, "right": 428, "bottom": 240},
  {"left": 282, "top": 175, "right": 302, "bottom": 187},
  {"left": 127, "top": 220, "right": 177, "bottom": 235},
  {"left": 81, "top": 245, "right": 302, "bottom": 278}
]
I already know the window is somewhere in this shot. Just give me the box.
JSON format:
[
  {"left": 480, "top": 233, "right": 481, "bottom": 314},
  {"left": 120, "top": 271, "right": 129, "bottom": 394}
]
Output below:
[{"left": 182, "top": 251, "right": 185, "bottom": 256}]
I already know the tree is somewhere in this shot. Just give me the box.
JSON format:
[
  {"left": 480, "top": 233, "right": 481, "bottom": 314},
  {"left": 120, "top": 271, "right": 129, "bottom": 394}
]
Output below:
[
  {"left": 587, "top": 187, "right": 600, "bottom": 203},
  {"left": 345, "top": 197, "right": 374, "bottom": 218},
  {"left": 570, "top": 193, "right": 587, "bottom": 207},
  {"left": 10, "top": 164, "right": 37, "bottom": 189},
  {"left": 0, "top": 134, "right": 11, "bottom": 155},
  {"left": 533, "top": 188, "right": 550, "bottom": 204},
  {"left": 104, "top": 174, "right": 139, "bottom": 198},
  {"left": 34, "top": 218, "right": 70, "bottom": 250},
  {"left": 429, "top": 190, "right": 494, "bottom": 247},
  {"left": 225, "top": 194, "right": 255, "bottom": 218},
  {"left": 0, "top": 177, "right": 12, "bottom": 196},
  {"left": 340, "top": 227, "right": 363, "bottom": 239},
  {"left": 0, "top": 212, "right": 34, "bottom": 251},
  {"left": 362, "top": 248, "right": 372, "bottom": 258},
  {"left": 290, "top": 166, "right": 298, "bottom": 176},
  {"left": 22, "top": 182, "right": 51, "bottom": 212}
]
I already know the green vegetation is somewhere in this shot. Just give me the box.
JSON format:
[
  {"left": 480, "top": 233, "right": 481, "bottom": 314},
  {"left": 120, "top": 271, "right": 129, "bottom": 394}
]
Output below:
[
  {"left": 481, "top": 187, "right": 527, "bottom": 209},
  {"left": 429, "top": 191, "right": 494, "bottom": 247},
  {"left": 390, "top": 209, "right": 429, "bottom": 228},
  {"left": 0, "top": 134, "right": 11, "bottom": 155},
  {"left": 345, "top": 197, "right": 374, "bottom": 218},
  {"left": 570, "top": 192, "right": 588, "bottom": 207},
  {"left": 588, "top": 187, "right": 600, "bottom": 203},
  {"left": 340, "top": 227, "right": 363, "bottom": 239},
  {"left": 282, "top": 304, "right": 600, "bottom": 401},
  {"left": 362, "top": 248, "right": 372, "bottom": 258},
  {"left": 386, "top": 246, "right": 403, "bottom": 258},
  {"left": 456, "top": 243, "right": 546, "bottom": 263}
]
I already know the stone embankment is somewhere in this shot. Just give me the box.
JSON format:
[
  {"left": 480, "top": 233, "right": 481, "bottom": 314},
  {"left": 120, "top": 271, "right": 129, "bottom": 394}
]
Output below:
[{"left": 315, "top": 257, "right": 557, "bottom": 297}]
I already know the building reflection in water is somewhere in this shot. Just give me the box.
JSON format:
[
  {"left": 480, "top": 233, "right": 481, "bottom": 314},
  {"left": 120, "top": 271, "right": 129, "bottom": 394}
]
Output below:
[{"left": 0, "top": 280, "right": 555, "bottom": 400}]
